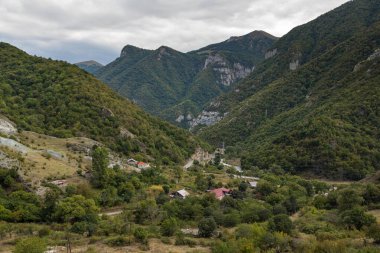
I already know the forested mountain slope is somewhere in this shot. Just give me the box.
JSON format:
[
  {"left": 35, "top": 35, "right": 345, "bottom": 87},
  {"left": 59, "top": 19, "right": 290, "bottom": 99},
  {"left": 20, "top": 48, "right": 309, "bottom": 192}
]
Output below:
[
  {"left": 0, "top": 43, "right": 202, "bottom": 164},
  {"left": 198, "top": 0, "right": 380, "bottom": 180},
  {"left": 95, "top": 31, "right": 277, "bottom": 126},
  {"left": 75, "top": 60, "right": 103, "bottom": 74}
]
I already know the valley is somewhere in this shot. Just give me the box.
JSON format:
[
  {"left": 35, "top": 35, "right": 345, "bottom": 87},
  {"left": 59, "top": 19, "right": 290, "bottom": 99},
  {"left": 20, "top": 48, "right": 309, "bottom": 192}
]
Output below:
[{"left": 0, "top": 0, "right": 379, "bottom": 252}]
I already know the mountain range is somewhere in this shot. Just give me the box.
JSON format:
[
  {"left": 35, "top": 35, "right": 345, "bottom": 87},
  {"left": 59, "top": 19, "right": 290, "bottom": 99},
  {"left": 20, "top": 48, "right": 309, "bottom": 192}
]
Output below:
[{"left": 89, "top": 31, "right": 277, "bottom": 127}]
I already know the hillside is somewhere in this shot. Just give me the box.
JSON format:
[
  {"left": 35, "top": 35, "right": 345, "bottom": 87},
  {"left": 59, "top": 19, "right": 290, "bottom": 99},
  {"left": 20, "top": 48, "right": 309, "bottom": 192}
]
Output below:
[
  {"left": 94, "top": 31, "right": 277, "bottom": 127},
  {"left": 198, "top": 0, "right": 380, "bottom": 180},
  {"left": 0, "top": 42, "right": 203, "bottom": 165},
  {"left": 75, "top": 60, "right": 103, "bottom": 74}
]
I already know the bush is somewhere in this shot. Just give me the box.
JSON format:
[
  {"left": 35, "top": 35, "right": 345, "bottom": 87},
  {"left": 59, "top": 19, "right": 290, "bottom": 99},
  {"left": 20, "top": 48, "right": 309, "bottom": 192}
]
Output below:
[
  {"left": 268, "top": 214, "right": 293, "bottom": 234},
  {"left": 105, "top": 236, "right": 130, "bottom": 247},
  {"left": 198, "top": 217, "right": 217, "bottom": 238},
  {"left": 160, "top": 218, "right": 178, "bottom": 236},
  {"left": 175, "top": 233, "right": 196, "bottom": 247},
  {"left": 340, "top": 207, "right": 376, "bottom": 230},
  {"left": 14, "top": 237, "right": 46, "bottom": 253},
  {"left": 222, "top": 212, "right": 240, "bottom": 228},
  {"left": 134, "top": 227, "right": 148, "bottom": 244},
  {"left": 366, "top": 223, "right": 380, "bottom": 243},
  {"left": 37, "top": 227, "right": 50, "bottom": 237}
]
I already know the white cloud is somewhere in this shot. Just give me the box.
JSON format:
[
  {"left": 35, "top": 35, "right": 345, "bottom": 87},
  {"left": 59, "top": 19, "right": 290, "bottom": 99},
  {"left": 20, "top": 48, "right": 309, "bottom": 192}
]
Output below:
[{"left": 0, "top": 0, "right": 349, "bottom": 64}]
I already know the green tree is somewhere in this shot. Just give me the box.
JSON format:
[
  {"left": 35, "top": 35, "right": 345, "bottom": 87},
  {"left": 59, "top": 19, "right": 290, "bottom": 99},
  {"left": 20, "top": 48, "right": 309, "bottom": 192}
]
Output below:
[
  {"left": 198, "top": 217, "right": 217, "bottom": 238},
  {"left": 214, "top": 153, "right": 221, "bottom": 166},
  {"left": 268, "top": 214, "right": 293, "bottom": 234},
  {"left": 14, "top": 237, "right": 46, "bottom": 253},
  {"left": 256, "top": 181, "right": 275, "bottom": 197},
  {"left": 134, "top": 200, "right": 158, "bottom": 224},
  {"left": 134, "top": 227, "right": 148, "bottom": 244},
  {"left": 53, "top": 195, "right": 99, "bottom": 235},
  {"left": 337, "top": 188, "right": 363, "bottom": 211},
  {"left": 91, "top": 146, "right": 109, "bottom": 188},
  {"left": 100, "top": 187, "right": 119, "bottom": 207},
  {"left": 160, "top": 217, "right": 178, "bottom": 236},
  {"left": 340, "top": 207, "right": 376, "bottom": 230}
]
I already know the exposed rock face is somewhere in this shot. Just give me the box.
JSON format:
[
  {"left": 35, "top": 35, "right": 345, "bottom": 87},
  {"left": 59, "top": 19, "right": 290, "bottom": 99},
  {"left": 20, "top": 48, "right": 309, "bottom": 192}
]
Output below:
[
  {"left": 289, "top": 59, "right": 300, "bottom": 70},
  {"left": 100, "top": 108, "right": 114, "bottom": 118},
  {"left": 367, "top": 48, "right": 380, "bottom": 61},
  {"left": 45, "top": 150, "right": 64, "bottom": 160},
  {"left": 204, "top": 54, "right": 253, "bottom": 86},
  {"left": 189, "top": 111, "right": 223, "bottom": 129},
  {"left": 176, "top": 115, "right": 185, "bottom": 123},
  {"left": 354, "top": 48, "right": 380, "bottom": 72},
  {"left": 203, "top": 54, "right": 225, "bottom": 69},
  {"left": 0, "top": 137, "right": 30, "bottom": 154},
  {"left": 265, "top": 48, "right": 278, "bottom": 59},
  {"left": 0, "top": 151, "right": 21, "bottom": 170},
  {"left": 120, "top": 128, "right": 135, "bottom": 138},
  {"left": 0, "top": 116, "right": 17, "bottom": 135}
]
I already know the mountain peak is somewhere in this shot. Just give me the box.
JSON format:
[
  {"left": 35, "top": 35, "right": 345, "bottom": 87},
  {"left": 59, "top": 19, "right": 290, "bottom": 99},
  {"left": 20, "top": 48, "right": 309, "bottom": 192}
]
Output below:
[
  {"left": 75, "top": 60, "right": 104, "bottom": 74},
  {"left": 120, "top": 44, "right": 150, "bottom": 57},
  {"left": 75, "top": 60, "right": 103, "bottom": 67},
  {"left": 226, "top": 30, "right": 278, "bottom": 43}
]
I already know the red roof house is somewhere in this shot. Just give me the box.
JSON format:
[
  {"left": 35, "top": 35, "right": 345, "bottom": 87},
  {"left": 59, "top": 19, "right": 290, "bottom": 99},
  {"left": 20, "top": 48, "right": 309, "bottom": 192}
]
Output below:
[{"left": 210, "top": 188, "right": 231, "bottom": 200}]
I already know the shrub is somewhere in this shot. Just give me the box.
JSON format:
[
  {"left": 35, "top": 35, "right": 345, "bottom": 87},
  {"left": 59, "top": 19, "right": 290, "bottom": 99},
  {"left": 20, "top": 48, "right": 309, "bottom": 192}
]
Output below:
[
  {"left": 134, "top": 227, "right": 148, "bottom": 244},
  {"left": 105, "top": 236, "right": 130, "bottom": 247},
  {"left": 268, "top": 214, "right": 293, "bottom": 234},
  {"left": 160, "top": 217, "right": 178, "bottom": 236},
  {"left": 198, "top": 217, "right": 217, "bottom": 238},
  {"left": 14, "top": 237, "right": 46, "bottom": 253}
]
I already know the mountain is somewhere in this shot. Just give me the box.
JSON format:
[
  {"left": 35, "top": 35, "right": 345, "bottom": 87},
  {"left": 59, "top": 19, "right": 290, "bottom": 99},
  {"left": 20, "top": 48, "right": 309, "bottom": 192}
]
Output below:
[
  {"left": 94, "top": 31, "right": 277, "bottom": 127},
  {"left": 198, "top": 0, "right": 380, "bottom": 180},
  {"left": 75, "top": 60, "right": 103, "bottom": 74},
  {"left": 0, "top": 42, "right": 204, "bottom": 164}
]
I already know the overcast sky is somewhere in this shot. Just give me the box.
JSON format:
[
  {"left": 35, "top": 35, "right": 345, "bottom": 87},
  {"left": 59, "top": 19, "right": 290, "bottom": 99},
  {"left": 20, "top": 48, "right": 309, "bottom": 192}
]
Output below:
[{"left": 0, "top": 0, "right": 349, "bottom": 65}]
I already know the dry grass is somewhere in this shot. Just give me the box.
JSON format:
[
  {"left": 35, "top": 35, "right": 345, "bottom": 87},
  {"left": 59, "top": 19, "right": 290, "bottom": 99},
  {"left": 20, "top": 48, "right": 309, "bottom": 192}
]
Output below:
[
  {"left": 368, "top": 209, "right": 380, "bottom": 224},
  {"left": 16, "top": 131, "right": 97, "bottom": 182},
  {"left": 0, "top": 238, "right": 211, "bottom": 253}
]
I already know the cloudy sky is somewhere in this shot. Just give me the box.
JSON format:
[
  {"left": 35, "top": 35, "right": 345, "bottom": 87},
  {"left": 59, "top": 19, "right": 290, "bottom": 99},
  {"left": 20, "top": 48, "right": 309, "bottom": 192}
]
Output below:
[{"left": 0, "top": 0, "right": 349, "bottom": 65}]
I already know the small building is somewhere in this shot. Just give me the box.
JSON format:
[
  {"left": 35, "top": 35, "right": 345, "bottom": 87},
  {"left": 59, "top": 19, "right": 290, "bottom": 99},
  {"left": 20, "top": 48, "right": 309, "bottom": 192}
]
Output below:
[
  {"left": 171, "top": 189, "right": 190, "bottom": 199},
  {"left": 127, "top": 158, "right": 138, "bottom": 166},
  {"left": 50, "top": 180, "right": 68, "bottom": 187},
  {"left": 137, "top": 161, "right": 150, "bottom": 169},
  {"left": 210, "top": 188, "right": 231, "bottom": 200},
  {"left": 249, "top": 181, "right": 258, "bottom": 188}
]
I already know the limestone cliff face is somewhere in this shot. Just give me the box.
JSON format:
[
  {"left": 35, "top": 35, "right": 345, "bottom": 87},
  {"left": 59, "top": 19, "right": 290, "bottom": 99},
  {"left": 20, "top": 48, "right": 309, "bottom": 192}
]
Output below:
[
  {"left": 204, "top": 54, "right": 254, "bottom": 86},
  {"left": 189, "top": 110, "right": 224, "bottom": 130},
  {"left": 0, "top": 116, "right": 17, "bottom": 136},
  {"left": 265, "top": 48, "right": 278, "bottom": 59}
]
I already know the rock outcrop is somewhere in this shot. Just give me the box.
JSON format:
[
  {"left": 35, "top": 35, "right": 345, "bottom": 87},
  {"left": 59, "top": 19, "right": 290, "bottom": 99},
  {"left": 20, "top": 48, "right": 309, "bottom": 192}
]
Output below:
[
  {"left": 189, "top": 111, "right": 224, "bottom": 129},
  {"left": 0, "top": 116, "right": 17, "bottom": 135},
  {"left": 204, "top": 54, "right": 253, "bottom": 86},
  {"left": 354, "top": 48, "right": 380, "bottom": 72},
  {"left": 265, "top": 48, "right": 278, "bottom": 59}
]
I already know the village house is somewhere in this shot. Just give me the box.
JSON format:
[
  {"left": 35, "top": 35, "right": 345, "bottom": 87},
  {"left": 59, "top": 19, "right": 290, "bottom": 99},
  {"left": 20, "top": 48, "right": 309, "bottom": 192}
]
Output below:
[
  {"left": 171, "top": 189, "right": 190, "bottom": 199},
  {"left": 127, "top": 158, "right": 138, "bottom": 166},
  {"left": 249, "top": 181, "right": 258, "bottom": 188},
  {"left": 137, "top": 161, "right": 150, "bottom": 169},
  {"left": 209, "top": 187, "right": 231, "bottom": 200}
]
